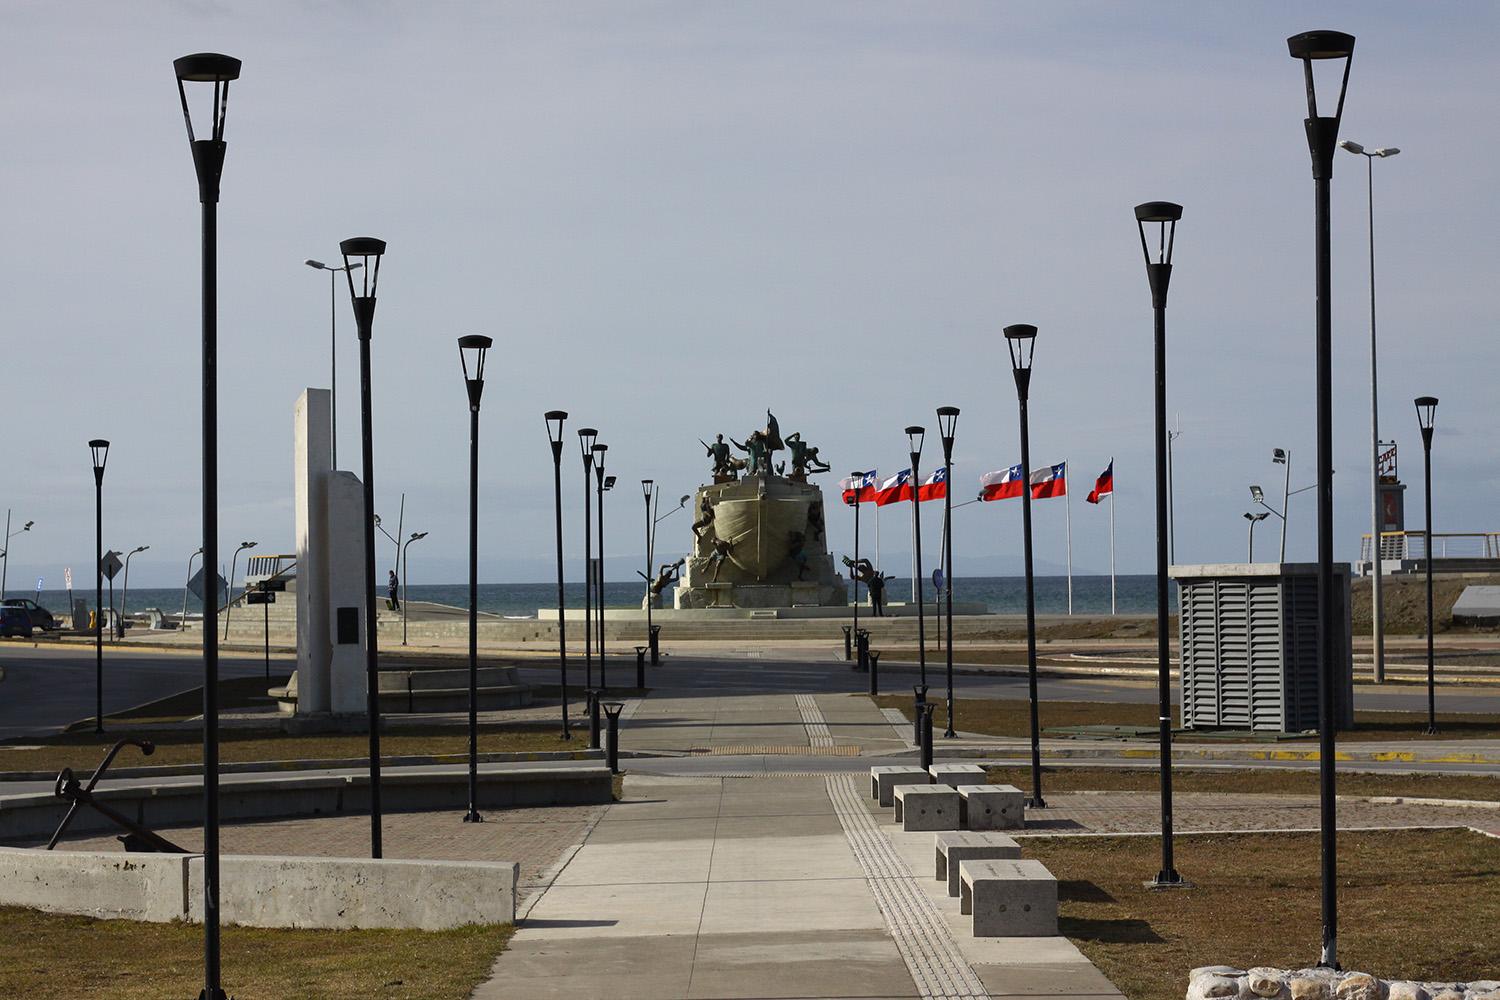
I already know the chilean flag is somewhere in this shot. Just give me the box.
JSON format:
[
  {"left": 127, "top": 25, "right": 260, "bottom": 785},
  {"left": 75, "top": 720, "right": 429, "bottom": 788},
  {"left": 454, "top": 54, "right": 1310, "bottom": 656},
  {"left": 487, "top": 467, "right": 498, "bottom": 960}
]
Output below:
[
  {"left": 840, "top": 470, "right": 879, "bottom": 505},
  {"left": 917, "top": 466, "right": 947, "bottom": 502},
  {"left": 980, "top": 465, "right": 1024, "bottom": 501},
  {"left": 1030, "top": 462, "right": 1067, "bottom": 499},
  {"left": 873, "top": 469, "right": 912, "bottom": 506},
  {"left": 1086, "top": 461, "right": 1114, "bottom": 504}
]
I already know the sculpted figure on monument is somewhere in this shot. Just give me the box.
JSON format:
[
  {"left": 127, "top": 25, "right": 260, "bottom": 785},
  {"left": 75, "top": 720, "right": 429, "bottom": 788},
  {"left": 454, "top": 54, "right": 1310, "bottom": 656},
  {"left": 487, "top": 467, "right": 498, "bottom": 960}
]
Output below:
[
  {"left": 785, "top": 432, "right": 831, "bottom": 477},
  {"left": 707, "top": 537, "right": 735, "bottom": 582},
  {"left": 731, "top": 431, "right": 770, "bottom": 476},
  {"left": 788, "top": 531, "right": 810, "bottom": 581},
  {"left": 701, "top": 434, "right": 741, "bottom": 480},
  {"left": 641, "top": 557, "right": 686, "bottom": 607},
  {"left": 690, "top": 495, "right": 715, "bottom": 540}
]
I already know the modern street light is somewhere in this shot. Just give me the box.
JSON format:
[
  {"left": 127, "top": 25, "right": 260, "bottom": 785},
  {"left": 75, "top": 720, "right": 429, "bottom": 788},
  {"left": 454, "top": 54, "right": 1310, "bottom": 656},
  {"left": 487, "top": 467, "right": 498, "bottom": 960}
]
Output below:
[
  {"left": 546, "top": 412, "right": 572, "bottom": 740},
  {"left": 223, "top": 540, "right": 257, "bottom": 640},
  {"left": 1135, "top": 199, "right": 1186, "bottom": 888},
  {"left": 173, "top": 49, "right": 240, "bottom": 1000},
  {"left": 303, "top": 258, "right": 363, "bottom": 469},
  {"left": 905, "top": 425, "right": 927, "bottom": 681},
  {"left": 579, "top": 428, "right": 598, "bottom": 696},
  {"left": 1341, "top": 138, "right": 1400, "bottom": 686},
  {"left": 400, "top": 531, "right": 427, "bottom": 646},
  {"left": 936, "top": 407, "right": 959, "bottom": 738},
  {"left": 121, "top": 545, "right": 149, "bottom": 626},
  {"left": 1415, "top": 396, "right": 1439, "bottom": 735},
  {"left": 1250, "top": 476, "right": 1316, "bottom": 563},
  {"left": 181, "top": 546, "right": 204, "bottom": 631},
  {"left": 1243, "top": 512, "right": 1270, "bottom": 561},
  {"left": 641, "top": 479, "right": 656, "bottom": 664},
  {"left": 340, "top": 234, "right": 389, "bottom": 859},
  {"left": 89, "top": 439, "right": 110, "bottom": 733},
  {"left": 1004, "top": 324, "right": 1045, "bottom": 809},
  {"left": 593, "top": 443, "right": 609, "bottom": 689},
  {"left": 0, "top": 514, "right": 33, "bottom": 600},
  {"left": 458, "top": 335, "right": 492, "bottom": 824},
  {"left": 1288, "top": 27, "right": 1356, "bottom": 970}
]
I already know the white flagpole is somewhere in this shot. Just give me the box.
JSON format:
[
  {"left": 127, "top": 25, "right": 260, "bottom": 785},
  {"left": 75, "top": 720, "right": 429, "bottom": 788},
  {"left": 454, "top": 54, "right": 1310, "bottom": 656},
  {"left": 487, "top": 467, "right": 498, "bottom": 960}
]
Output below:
[
  {"left": 1064, "top": 461, "right": 1073, "bottom": 615},
  {"left": 875, "top": 501, "right": 882, "bottom": 579},
  {"left": 1109, "top": 484, "right": 1117, "bottom": 615}
]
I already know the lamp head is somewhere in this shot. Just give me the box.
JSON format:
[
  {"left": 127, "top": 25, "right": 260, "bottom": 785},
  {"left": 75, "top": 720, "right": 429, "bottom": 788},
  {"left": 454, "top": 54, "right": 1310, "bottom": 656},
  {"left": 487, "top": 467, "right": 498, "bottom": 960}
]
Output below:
[
  {"left": 410, "top": 531, "right": 428, "bottom": 541},
  {"left": 305, "top": 259, "right": 326, "bottom": 270},
  {"left": 544, "top": 410, "right": 568, "bottom": 448},
  {"left": 1250, "top": 485, "right": 1265, "bottom": 504},
  {"left": 458, "top": 335, "right": 493, "bottom": 408},
  {"left": 173, "top": 53, "right": 241, "bottom": 202},
  {"left": 89, "top": 439, "right": 110, "bottom": 476},
  {"left": 578, "top": 427, "right": 598, "bottom": 464},
  {"left": 936, "top": 405, "right": 960, "bottom": 448},
  {"left": 1374, "top": 147, "right": 1400, "bottom": 157},
  {"left": 1134, "top": 201, "right": 1182, "bottom": 278},
  {"left": 1414, "top": 396, "right": 1438, "bottom": 436},
  {"left": 23, "top": 522, "right": 33, "bottom": 531},
  {"left": 1287, "top": 31, "right": 1355, "bottom": 175},
  {"left": 592, "top": 443, "right": 607, "bottom": 478},
  {"left": 678, "top": 494, "right": 690, "bottom": 507},
  {"left": 642, "top": 479, "right": 654, "bottom": 501},
  {"left": 1338, "top": 139, "right": 1366, "bottom": 155},
  {"left": 1003, "top": 325, "right": 1037, "bottom": 392},
  {"left": 1272, "top": 448, "right": 1288, "bottom": 464},
  {"left": 905, "top": 425, "right": 925, "bottom": 460},
  {"left": 240, "top": 540, "right": 257, "bottom": 550},
  {"left": 339, "top": 237, "right": 386, "bottom": 336},
  {"left": 604, "top": 475, "right": 616, "bottom": 491}
]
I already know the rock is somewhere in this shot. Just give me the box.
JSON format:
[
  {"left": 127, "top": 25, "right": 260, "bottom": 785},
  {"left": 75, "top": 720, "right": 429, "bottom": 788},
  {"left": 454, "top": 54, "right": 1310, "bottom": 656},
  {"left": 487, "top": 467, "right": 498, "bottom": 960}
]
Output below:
[
  {"left": 1386, "top": 982, "right": 1428, "bottom": 1000},
  {"left": 1194, "top": 968, "right": 1249, "bottom": 980},
  {"left": 1336, "top": 973, "right": 1386, "bottom": 1000},
  {"left": 1467, "top": 992, "right": 1500, "bottom": 1000},
  {"left": 1249, "top": 969, "right": 1289, "bottom": 999},
  {"left": 1189, "top": 975, "right": 1246, "bottom": 1000},
  {"left": 1429, "top": 990, "right": 1464, "bottom": 1000},
  {"left": 1291, "top": 977, "right": 1334, "bottom": 1000}
]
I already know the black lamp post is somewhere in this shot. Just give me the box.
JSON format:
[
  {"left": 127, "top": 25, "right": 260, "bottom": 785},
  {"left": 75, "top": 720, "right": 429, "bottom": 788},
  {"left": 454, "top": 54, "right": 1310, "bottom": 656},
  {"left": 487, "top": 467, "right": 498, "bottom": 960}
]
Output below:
[
  {"left": 1415, "top": 396, "right": 1439, "bottom": 736},
  {"left": 593, "top": 443, "right": 609, "bottom": 689},
  {"left": 1289, "top": 28, "right": 1355, "bottom": 970},
  {"left": 579, "top": 428, "right": 597, "bottom": 692},
  {"left": 546, "top": 411, "right": 572, "bottom": 740},
  {"left": 936, "top": 407, "right": 959, "bottom": 738},
  {"left": 89, "top": 439, "right": 110, "bottom": 733},
  {"left": 339, "top": 234, "right": 388, "bottom": 859},
  {"left": 1005, "top": 324, "right": 1045, "bottom": 809},
  {"left": 641, "top": 479, "right": 655, "bottom": 663},
  {"left": 173, "top": 49, "right": 240, "bottom": 1000},
  {"left": 906, "top": 425, "right": 927, "bottom": 683},
  {"left": 848, "top": 471, "right": 863, "bottom": 663},
  {"left": 1135, "top": 199, "right": 1187, "bottom": 888},
  {"left": 458, "top": 335, "right": 492, "bottom": 823}
]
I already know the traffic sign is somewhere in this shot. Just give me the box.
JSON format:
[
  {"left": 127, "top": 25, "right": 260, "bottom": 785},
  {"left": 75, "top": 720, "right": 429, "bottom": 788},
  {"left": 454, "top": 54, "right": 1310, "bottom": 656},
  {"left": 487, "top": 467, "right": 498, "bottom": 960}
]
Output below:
[
  {"left": 246, "top": 591, "right": 274, "bottom": 605},
  {"left": 100, "top": 551, "right": 124, "bottom": 581},
  {"left": 187, "top": 566, "right": 228, "bottom": 604},
  {"left": 64, "top": 567, "right": 72, "bottom": 590},
  {"left": 932, "top": 567, "right": 945, "bottom": 591}
]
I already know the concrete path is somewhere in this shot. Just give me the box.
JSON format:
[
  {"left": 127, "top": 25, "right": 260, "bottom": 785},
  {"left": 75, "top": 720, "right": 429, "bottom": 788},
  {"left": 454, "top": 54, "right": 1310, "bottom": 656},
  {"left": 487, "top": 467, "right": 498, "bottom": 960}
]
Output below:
[{"left": 477, "top": 773, "right": 1120, "bottom": 1000}]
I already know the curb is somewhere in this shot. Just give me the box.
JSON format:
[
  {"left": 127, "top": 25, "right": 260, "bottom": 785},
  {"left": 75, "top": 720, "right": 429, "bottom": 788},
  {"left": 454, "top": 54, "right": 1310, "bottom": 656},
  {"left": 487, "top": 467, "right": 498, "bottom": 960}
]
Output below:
[{"left": 923, "top": 743, "right": 1500, "bottom": 766}]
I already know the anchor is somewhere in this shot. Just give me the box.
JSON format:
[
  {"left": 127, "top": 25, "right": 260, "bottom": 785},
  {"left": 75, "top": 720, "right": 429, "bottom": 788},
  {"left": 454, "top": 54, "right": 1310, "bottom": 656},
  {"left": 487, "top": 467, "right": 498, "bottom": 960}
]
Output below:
[{"left": 46, "top": 739, "right": 187, "bottom": 853}]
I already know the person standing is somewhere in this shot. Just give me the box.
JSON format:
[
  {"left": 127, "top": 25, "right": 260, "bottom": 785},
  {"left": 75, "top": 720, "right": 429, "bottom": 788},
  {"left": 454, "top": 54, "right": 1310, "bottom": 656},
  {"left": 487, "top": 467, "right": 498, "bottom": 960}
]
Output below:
[
  {"left": 387, "top": 569, "right": 400, "bottom": 611},
  {"left": 868, "top": 571, "right": 887, "bottom": 617}
]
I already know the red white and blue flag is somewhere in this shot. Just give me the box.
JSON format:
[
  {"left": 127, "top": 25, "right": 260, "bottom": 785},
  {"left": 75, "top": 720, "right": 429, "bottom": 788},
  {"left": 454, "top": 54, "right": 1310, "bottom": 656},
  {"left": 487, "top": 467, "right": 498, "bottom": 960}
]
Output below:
[
  {"left": 979, "top": 465, "right": 1024, "bottom": 501},
  {"left": 1030, "top": 462, "right": 1067, "bottom": 499},
  {"left": 873, "top": 469, "right": 913, "bottom": 506},
  {"left": 1085, "top": 461, "right": 1114, "bottom": 504},
  {"left": 840, "top": 470, "right": 879, "bottom": 505},
  {"left": 917, "top": 466, "right": 948, "bottom": 502}
]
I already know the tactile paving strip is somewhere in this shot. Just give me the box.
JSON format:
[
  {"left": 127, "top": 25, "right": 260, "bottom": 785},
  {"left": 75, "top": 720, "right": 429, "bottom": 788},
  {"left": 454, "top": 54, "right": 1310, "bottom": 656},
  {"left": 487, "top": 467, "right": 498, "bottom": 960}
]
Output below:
[
  {"left": 795, "top": 693, "right": 836, "bottom": 747},
  {"left": 826, "top": 774, "right": 990, "bottom": 1000}
]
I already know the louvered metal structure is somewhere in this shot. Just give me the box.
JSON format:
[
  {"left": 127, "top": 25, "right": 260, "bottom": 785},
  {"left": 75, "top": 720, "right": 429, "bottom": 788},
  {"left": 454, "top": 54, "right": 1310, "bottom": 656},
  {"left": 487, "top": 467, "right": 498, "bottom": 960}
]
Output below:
[{"left": 1171, "top": 564, "right": 1353, "bottom": 733}]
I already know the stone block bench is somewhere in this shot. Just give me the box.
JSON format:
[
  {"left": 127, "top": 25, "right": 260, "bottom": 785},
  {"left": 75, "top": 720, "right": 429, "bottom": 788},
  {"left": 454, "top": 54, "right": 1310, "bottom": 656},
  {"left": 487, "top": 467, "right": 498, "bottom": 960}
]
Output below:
[
  {"left": 959, "top": 858, "right": 1057, "bottom": 937},
  {"left": 869, "top": 765, "right": 929, "bottom": 807},
  {"left": 928, "top": 763, "right": 986, "bottom": 786},
  {"left": 934, "top": 831, "right": 1021, "bottom": 897},
  {"left": 893, "top": 784, "right": 960, "bottom": 831},
  {"left": 957, "top": 783, "right": 1025, "bottom": 830}
]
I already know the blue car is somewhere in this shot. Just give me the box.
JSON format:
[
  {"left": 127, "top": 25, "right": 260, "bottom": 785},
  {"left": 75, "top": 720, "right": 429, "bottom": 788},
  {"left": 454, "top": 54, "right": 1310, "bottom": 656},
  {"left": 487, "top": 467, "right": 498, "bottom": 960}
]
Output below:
[{"left": 0, "top": 606, "right": 34, "bottom": 639}]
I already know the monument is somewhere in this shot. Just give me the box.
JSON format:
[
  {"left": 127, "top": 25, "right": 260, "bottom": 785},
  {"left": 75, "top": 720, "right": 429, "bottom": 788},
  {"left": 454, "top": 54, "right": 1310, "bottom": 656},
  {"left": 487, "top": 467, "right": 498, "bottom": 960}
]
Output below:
[{"left": 675, "top": 411, "right": 847, "bottom": 609}]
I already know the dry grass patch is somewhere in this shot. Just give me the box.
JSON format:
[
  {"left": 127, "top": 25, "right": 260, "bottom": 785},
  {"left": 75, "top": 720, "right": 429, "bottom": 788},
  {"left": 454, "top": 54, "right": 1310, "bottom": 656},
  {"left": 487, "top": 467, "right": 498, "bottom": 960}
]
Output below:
[{"left": 982, "top": 764, "right": 1500, "bottom": 803}]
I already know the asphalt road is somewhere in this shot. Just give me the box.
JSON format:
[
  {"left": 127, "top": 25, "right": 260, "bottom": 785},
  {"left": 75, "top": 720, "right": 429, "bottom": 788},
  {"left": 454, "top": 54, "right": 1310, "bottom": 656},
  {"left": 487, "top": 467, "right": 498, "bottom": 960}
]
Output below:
[{"left": 0, "top": 643, "right": 286, "bottom": 740}]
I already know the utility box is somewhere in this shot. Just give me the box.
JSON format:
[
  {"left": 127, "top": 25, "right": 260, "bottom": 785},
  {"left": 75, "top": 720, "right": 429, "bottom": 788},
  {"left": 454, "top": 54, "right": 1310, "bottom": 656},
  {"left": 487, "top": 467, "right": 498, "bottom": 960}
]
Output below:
[{"left": 1171, "top": 563, "right": 1353, "bottom": 734}]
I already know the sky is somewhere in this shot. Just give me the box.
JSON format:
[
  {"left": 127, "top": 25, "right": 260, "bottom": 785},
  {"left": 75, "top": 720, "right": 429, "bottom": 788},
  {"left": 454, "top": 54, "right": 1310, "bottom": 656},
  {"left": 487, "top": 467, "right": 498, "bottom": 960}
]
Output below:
[{"left": 1, "top": 1, "right": 1496, "bottom": 591}]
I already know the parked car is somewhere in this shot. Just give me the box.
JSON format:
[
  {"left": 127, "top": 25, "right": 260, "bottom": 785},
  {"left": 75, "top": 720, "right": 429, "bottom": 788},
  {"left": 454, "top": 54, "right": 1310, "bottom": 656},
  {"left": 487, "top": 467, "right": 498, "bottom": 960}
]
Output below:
[
  {"left": 0, "top": 606, "right": 34, "bottom": 638},
  {"left": 0, "top": 598, "right": 56, "bottom": 632}
]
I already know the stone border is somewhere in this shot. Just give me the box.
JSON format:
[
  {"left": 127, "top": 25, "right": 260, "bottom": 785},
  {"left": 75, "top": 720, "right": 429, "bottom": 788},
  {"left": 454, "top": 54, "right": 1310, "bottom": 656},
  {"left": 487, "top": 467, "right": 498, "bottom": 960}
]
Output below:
[{"left": 1189, "top": 965, "right": 1500, "bottom": 1000}]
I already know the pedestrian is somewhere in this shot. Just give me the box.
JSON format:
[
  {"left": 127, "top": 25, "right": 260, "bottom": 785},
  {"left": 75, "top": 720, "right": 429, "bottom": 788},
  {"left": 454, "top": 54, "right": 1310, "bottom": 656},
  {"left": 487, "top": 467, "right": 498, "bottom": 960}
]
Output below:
[
  {"left": 387, "top": 569, "right": 400, "bottom": 611},
  {"left": 867, "top": 571, "right": 886, "bottom": 617}
]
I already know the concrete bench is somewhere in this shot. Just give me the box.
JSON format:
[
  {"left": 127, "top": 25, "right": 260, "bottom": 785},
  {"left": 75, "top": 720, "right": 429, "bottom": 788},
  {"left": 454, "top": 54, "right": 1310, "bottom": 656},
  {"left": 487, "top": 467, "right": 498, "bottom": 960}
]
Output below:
[
  {"left": 957, "top": 783, "right": 1025, "bottom": 830},
  {"left": 934, "top": 831, "right": 1021, "bottom": 897},
  {"left": 869, "top": 765, "right": 929, "bottom": 807},
  {"left": 893, "top": 784, "right": 960, "bottom": 831},
  {"left": 928, "top": 763, "right": 986, "bottom": 787},
  {"left": 959, "top": 858, "right": 1057, "bottom": 937}
]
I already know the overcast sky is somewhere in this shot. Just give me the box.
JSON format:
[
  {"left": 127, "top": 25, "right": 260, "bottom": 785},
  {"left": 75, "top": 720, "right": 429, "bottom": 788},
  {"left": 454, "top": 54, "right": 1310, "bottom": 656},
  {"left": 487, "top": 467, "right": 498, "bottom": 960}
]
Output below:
[{"left": 2, "top": 2, "right": 1496, "bottom": 590}]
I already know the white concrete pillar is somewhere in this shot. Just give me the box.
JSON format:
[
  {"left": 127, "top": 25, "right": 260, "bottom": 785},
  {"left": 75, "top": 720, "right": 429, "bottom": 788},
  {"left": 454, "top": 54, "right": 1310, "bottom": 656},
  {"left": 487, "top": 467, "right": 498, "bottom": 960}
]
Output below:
[{"left": 294, "top": 389, "right": 332, "bottom": 714}]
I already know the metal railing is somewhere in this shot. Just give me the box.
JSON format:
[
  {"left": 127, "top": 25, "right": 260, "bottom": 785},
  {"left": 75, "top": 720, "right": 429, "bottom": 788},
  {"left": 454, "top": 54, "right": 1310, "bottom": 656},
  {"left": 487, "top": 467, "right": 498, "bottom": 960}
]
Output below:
[{"left": 1360, "top": 531, "right": 1500, "bottom": 563}]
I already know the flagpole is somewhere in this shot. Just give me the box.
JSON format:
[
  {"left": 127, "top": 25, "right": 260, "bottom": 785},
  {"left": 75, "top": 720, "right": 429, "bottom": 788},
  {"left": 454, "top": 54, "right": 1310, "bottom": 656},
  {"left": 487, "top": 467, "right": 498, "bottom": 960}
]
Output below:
[
  {"left": 1109, "top": 485, "right": 1117, "bottom": 616},
  {"left": 910, "top": 471, "right": 918, "bottom": 605},
  {"left": 1065, "top": 461, "right": 1073, "bottom": 616}
]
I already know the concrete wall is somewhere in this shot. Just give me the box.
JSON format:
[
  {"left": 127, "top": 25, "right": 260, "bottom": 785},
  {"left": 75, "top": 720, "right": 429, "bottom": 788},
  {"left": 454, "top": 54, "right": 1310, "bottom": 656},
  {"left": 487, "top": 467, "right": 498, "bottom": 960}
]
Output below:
[
  {"left": 294, "top": 388, "right": 332, "bottom": 713},
  {"left": 0, "top": 847, "right": 189, "bottom": 922}
]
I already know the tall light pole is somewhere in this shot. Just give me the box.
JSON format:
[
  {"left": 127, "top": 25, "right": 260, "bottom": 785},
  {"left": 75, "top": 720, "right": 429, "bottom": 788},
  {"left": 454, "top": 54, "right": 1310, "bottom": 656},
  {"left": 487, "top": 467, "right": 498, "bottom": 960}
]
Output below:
[
  {"left": 400, "top": 531, "right": 427, "bottom": 646},
  {"left": 1243, "top": 512, "right": 1269, "bottom": 561},
  {"left": 641, "top": 479, "right": 655, "bottom": 659},
  {"left": 89, "top": 439, "right": 110, "bottom": 733},
  {"left": 1274, "top": 448, "right": 1293, "bottom": 562},
  {"left": 1415, "top": 396, "right": 1439, "bottom": 735},
  {"left": 1135, "top": 200, "right": 1186, "bottom": 888},
  {"left": 458, "top": 335, "right": 491, "bottom": 824},
  {"left": 578, "top": 429, "right": 597, "bottom": 696},
  {"left": 1340, "top": 138, "right": 1400, "bottom": 685},
  {"left": 1289, "top": 27, "right": 1355, "bottom": 970},
  {"left": 182, "top": 546, "right": 203, "bottom": 631},
  {"left": 303, "top": 259, "right": 362, "bottom": 469},
  {"left": 546, "top": 412, "right": 572, "bottom": 740},
  {"left": 593, "top": 443, "right": 609, "bottom": 689},
  {"left": 340, "top": 234, "right": 389, "bottom": 859},
  {"left": 223, "top": 540, "right": 257, "bottom": 640},
  {"left": 905, "top": 426, "right": 927, "bottom": 692},
  {"left": 121, "top": 545, "right": 149, "bottom": 625},
  {"left": 1005, "top": 324, "right": 1045, "bottom": 809},
  {"left": 1, "top": 514, "right": 33, "bottom": 600},
  {"left": 174, "top": 50, "right": 240, "bottom": 1000},
  {"left": 936, "top": 407, "right": 959, "bottom": 738}
]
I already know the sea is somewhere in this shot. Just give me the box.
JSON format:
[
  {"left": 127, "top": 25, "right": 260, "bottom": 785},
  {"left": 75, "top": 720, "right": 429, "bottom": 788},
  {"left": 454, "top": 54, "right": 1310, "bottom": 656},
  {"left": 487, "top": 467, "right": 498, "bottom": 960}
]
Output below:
[{"left": 34, "top": 574, "right": 1157, "bottom": 619}]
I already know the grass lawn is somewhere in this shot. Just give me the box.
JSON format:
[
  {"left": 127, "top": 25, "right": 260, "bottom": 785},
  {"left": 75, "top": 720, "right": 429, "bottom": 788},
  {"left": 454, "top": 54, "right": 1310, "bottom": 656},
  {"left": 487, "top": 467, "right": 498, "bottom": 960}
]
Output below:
[
  {"left": 0, "top": 907, "right": 511, "bottom": 999},
  {"left": 981, "top": 764, "right": 1500, "bottom": 803},
  {"left": 874, "top": 695, "right": 1500, "bottom": 742},
  {"left": 1024, "top": 828, "right": 1500, "bottom": 1000}
]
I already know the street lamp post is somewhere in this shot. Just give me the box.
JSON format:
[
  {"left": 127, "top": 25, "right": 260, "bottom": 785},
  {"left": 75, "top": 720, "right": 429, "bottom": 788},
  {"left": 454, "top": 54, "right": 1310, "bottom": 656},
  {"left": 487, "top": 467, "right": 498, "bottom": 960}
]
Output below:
[
  {"left": 1243, "top": 512, "right": 1269, "bottom": 561},
  {"left": 546, "top": 412, "right": 572, "bottom": 740},
  {"left": 1004, "top": 325, "right": 1045, "bottom": 809},
  {"left": 906, "top": 426, "right": 927, "bottom": 689},
  {"left": 1415, "top": 396, "right": 1439, "bottom": 735},
  {"left": 936, "top": 407, "right": 959, "bottom": 738},
  {"left": 223, "top": 540, "right": 257, "bottom": 640},
  {"left": 121, "top": 545, "right": 149, "bottom": 625},
  {"left": 1274, "top": 448, "right": 1293, "bottom": 562},
  {"left": 579, "top": 429, "right": 597, "bottom": 693},
  {"left": 339, "top": 234, "right": 390, "bottom": 859},
  {"left": 89, "top": 440, "right": 110, "bottom": 733},
  {"left": 1136, "top": 199, "right": 1186, "bottom": 888},
  {"left": 401, "top": 531, "right": 427, "bottom": 646},
  {"left": 458, "top": 335, "right": 492, "bottom": 824},
  {"left": 1, "top": 514, "right": 33, "bottom": 600},
  {"left": 303, "top": 259, "right": 363, "bottom": 469},
  {"left": 181, "top": 547, "right": 203, "bottom": 631},
  {"left": 1288, "top": 28, "right": 1356, "bottom": 970},
  {"left": 173, "top": 50, "right": 240, "bottom": 1000},
  {"left": 1340, "top": 138, "right": 1401, "bottom": 686},
  {"left": 641, "top": 479, "right": 654, "bottom": 665},
  {"left": 647, "top": 493, "right": 687, "bottom": 666},
  {"left": 593, "top": 444, "right": 609, "bottom": 689}
]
